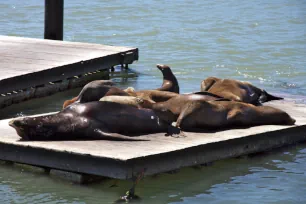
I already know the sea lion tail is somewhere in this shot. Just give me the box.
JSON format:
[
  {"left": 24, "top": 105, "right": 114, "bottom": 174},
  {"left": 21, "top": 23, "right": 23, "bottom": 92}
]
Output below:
[
  {"left": 259, "top": 90, "right": 284, "bottom": 103},
  {"left": 93, "top": 129, "right": 149, "bottom": 141}
]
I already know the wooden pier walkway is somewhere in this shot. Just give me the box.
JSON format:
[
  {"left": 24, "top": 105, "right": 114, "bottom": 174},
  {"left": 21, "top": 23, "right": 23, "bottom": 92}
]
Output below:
[
  {"left": 0, "top": 100, "right": 305, "bottom": 180},
  {"left": 0, "top": 35, "right": 138, "bottom": 108}
]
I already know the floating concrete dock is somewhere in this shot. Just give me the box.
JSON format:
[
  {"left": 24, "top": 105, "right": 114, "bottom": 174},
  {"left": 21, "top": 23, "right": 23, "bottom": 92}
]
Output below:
[
  {"left": 0, "top": 35, "right": 138, "bottom": 108},
  {"left": 0, "top": 100, "right": 305, "bottom": 180}
]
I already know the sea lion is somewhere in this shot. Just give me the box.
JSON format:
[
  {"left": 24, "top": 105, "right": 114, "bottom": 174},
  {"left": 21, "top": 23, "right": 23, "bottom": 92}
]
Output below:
[
  {"left": 97, "top": 93, "right": 226, "bottom": 124},
  {"left": 138, "top": 95, "right": 295, "bottom": 135},
  {"left": 124, "top": 89, "right": 179, "bottom": 103},
  {"left": 99, "top": 95, "right": 144, "bottom": 108},
  {"left": 200, "top": 77, "right": 283, "bottom": 105},
  {"left": 9, "top": 101, "right": 170, "bottom": 141},
  {"left": 156, "top": 64, "right": 179, "bottom": 93},
  {"left": 62, "top": 64, "right": 180, "bottom": 108},
  {"left": 121, "top": 64, "right": 180, "bottom": 102},
  {"left": 100, "top": 92, "right": 224, "bottom": 109},
  {"left": 62, "top": 80, "right": 129, "bottom": 109},
  {"left": 103, "top": 90, "right": 225, "bottom": 106}
]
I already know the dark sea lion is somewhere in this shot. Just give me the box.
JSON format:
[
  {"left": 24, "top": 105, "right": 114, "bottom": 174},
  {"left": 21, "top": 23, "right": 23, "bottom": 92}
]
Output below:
[
  {"left": 62, "top": 80, "right": 128, "bottom": 109},
  {"left": 200, "top": 77, "right": 283, "bottom": 105},
  {"left": 139, "top": 94, "right": 295, "bottom": 135},
  {"left": 156, "top": 64, "right": 180, "bottom": 93},
  {"left": 9, "top": 101, "right": 170, "bottom": 141}
]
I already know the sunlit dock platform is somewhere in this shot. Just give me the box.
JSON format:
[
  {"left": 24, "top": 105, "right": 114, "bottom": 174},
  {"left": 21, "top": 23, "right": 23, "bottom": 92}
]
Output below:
[
  {"left": 0, "top": 100, "right": 305, "bottom": 180},
  {"left": 0, "top": 35, "right": 138, "bottom": 108}
]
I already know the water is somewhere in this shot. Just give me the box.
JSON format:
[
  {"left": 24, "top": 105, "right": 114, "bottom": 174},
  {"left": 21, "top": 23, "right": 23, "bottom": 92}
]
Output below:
[{"left": 0, "top": 0, "right": 306, "bottom": 203}]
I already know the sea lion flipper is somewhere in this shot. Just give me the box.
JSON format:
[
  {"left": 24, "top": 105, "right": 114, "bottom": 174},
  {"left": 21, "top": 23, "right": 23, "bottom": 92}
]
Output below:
[
  {"left": 192, "top": 91, "right": 223, "bottom": 99},
  {"left": 227, "top": 109, "right": 245, "bottom": 123},
  {"left": 91, "top": 128, "right": 149, "bottom": 141},
  {"left": 176, "top": 102, "right": 198, "bottom": 128},
  {"left": 214, "top": 98, "right": 231, "bottom": 102},
  {"left": 200, "top": 77, "right": 218, "bottom": 91},
  {"left": 166, "top": 125, "right": 186, "bottom": 138}
]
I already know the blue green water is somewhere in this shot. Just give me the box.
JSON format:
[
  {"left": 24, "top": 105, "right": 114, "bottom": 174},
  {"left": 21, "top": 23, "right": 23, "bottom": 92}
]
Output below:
[{"left": 0, "top": 0, "right": 306, "bottom": 203}]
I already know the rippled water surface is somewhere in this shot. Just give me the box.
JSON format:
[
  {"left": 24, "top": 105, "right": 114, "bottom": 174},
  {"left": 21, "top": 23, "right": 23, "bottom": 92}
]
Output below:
[{"left": 0, "top": 0, "right": 306, "bottom": 203}]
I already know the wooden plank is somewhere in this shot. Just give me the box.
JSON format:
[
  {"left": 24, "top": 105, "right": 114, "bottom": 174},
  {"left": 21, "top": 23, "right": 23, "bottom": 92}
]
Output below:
[
  {"left": 0, "top": 35, "right": 135, "bottom": 52},
  {"left": 0, "top": 35, "right": 138, "bottom": 94},
  {"left": 0, "top": 49, "right": 115, "bottom": 64},
  {"left": 0, "top": 56, "right": 114, "bottom": 93},
  {"left": 0, "top": 62, "right": 55, "bottom": 70},
  {"left": 1, "top": 56, "right": 63, "bottom": 66},
  {"left": 0, "top": 41, "right": 119, "bottom": 57},
  {"left": 0, "top": 100, "right": 305, "bottom": 179}
]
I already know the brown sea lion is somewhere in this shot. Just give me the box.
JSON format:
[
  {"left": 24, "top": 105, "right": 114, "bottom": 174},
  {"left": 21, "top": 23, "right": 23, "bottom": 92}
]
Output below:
[
  {"left": 200, "top": 77, "right": 283, "bottom": 105},
  {"left": 62, "top": 80, "right": 128, "bottom": 109},
  {"left": 62, "top": 64, "right": 180, "bottom": 108},
  {"left": 100, "top": 92, "right": 224, "bottom": 109},
  {"left": 139, "top": 95, "right": 295, "bottom": 135},
  {"left": 121, "top": 64, "right": 180, "bottom": 102},
  {"left": 97, "top": 93, "right": 226, "bottom": 124},
  {"left": 156, "top": 64, "right": 179, "bottom": 93},
  {"left": 9, "top": 101, "right": 170, "bottom": 141},
  {"left": 124, "top": 89, "right": 179, "bottom": 103},
  {"left": 99, "top": 95, "right": 144, "bottom": 108}
]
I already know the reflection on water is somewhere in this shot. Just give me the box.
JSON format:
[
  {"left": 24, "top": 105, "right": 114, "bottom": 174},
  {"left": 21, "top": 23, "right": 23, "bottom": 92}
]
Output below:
[{"left": 1, "top": 0, "right": 306, "bottom": 203}]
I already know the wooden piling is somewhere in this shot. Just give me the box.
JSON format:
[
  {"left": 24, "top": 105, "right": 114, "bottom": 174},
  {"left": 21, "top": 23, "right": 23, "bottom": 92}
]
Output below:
[{"left": 44, "top": 0, "right": 64, "bottom": 40}]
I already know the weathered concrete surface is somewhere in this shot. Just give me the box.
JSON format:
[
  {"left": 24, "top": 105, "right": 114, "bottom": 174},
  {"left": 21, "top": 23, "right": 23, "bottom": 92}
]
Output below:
[{"left": 0, "top": 100, "right": 305, "bottom": 180}]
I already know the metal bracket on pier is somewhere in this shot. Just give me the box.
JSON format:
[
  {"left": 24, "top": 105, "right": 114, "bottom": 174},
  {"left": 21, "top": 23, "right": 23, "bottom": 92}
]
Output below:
[{"left": 116, "top": 168, "right": 145, "bottom": 203}]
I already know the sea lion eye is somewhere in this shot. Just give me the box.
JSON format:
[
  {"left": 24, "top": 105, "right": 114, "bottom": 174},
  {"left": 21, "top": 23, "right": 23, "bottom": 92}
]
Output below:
[{"left": 136, "top": 98, "right": 143, "bottom": 103}]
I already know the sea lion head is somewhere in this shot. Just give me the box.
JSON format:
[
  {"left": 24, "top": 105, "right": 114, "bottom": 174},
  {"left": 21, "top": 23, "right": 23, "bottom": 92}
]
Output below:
[
  {"left": 123, "top": 87, "right": 135, "bottom": 93},
  {"left": 123, "top": 87, "right": 137, "bottom": 97},
  {"left": 9, "top": 116, "right": 58, "bottom": 140},
  {"left": 156, "top": 64, "right": 171, "bottom": 72}
]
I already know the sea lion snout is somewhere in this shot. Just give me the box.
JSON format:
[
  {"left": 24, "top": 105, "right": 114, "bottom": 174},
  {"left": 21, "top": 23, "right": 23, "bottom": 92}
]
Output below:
[
  {"left": 9, "top": 119, "right": 24, "bottom": 128},
  {"left": 156, "top": 64, "right": 170, "bottom": 71},
  {"left": 287, "top": 117, "right": 296, "bottom": 125},
  {"left": 9, "top": 119, "right": 16, "bottom": 127},
  {"left": 9, "top": 119, "right": 29, "bottom": 140},
  {"left": 123, "top": 87, "right": 136, "bottom": 93}
]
